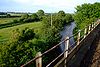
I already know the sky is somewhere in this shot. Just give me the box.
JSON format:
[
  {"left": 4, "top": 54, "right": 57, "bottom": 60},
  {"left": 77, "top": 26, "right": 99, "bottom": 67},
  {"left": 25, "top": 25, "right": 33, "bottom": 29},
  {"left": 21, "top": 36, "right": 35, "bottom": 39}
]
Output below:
[{"left": 0, "top": 0, "right": 100, "bottom": 13}]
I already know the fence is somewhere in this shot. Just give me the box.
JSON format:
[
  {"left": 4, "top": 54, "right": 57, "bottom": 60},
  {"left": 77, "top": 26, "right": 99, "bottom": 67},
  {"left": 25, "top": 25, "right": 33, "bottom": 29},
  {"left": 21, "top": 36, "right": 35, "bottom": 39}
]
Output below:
[{"left": 21, "top": 20, "right": 100, "bottom": 67}]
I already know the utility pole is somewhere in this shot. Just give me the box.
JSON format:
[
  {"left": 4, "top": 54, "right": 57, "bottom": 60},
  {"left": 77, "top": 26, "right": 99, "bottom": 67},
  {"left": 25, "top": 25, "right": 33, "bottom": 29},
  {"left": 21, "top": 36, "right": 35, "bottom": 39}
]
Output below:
[{"left": 51, "top": 13, "right": 52, "bottom": 26}]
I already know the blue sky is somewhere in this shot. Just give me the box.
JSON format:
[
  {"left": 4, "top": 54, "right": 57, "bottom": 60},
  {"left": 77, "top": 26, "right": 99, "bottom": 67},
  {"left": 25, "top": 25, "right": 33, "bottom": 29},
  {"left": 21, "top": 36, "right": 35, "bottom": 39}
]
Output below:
[{"left": 0, "top": 0, "right": 100, "bottom": 13}]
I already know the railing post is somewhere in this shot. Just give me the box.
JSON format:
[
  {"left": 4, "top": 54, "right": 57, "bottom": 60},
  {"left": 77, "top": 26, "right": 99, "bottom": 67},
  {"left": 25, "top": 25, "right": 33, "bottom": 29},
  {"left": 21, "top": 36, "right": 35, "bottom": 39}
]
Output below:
[
  {"left": 95, "top": 22, "right": 98, "bottom": 27},
  {"left": 84, "top": 28, "right": 87, "bottom": 38},
  {"left": 93, "top": 22, "right": 96, "bottom": 28},
  {"left": 77, "top": 30, "right": 81, "bottom": 45},
  {"left": 93, "top": 23, "right": 95, "bottom": 29},
  {"left": 91, "top": 23, "right": 94, "bottom": 30},
  {"left": 36, "top": 52, "right": 42, "bottom": 67},
  {"left": 64, "top": 36, "right": 69, "bottom": 67},
  {"left": 91, "top": 23, "right": 93, "bottom": 30},
  {"left": 88, "top": 24, "right": 91, "bottom": 34}
]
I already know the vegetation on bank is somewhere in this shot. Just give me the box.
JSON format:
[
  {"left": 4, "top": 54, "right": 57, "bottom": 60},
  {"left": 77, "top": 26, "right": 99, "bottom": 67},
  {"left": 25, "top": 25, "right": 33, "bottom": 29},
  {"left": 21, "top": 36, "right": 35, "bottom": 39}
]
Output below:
[
  {"left": 0, "top": 18, "right": 20, "bottom": 24},
  {"left": 0, "top": 22, "right": 41, "bottom": 42},
  {"left": 1, "top": 2, "right": 100, "bottom": 66},
  {"left": 0, "top": 10, "right": 42, "bottom": 29},
  {"left": 74, "top": 2, "right": 100, "bottom": 30},
  {"left": 0, "top": 10, "right": 73, "bottom": 66}
]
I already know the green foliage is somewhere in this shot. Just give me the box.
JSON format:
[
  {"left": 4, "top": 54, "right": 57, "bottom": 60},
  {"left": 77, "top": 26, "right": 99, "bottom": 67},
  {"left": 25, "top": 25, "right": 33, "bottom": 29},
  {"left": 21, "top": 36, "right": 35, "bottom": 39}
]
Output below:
[
  {"left": 39, "top": 11, "right": 74, "bottom": 46},
  {"left": 36, "top": 10, "right": 45, "bottom": 20},
  {"left": 58, "top": 10, "right": 66, "bottom": 16},
  {"left": 74, "top": 2, "right": 100, "bottom": 29},
  {"left": 0, "top": 28, "right": 37, "bottom": 66},
  {"left": 52, "top": 15, "right": 65, "bottom": 30},
  {"left": 10, "top": 28, "right": 35, "bottom": 42},
  {"left": 65, "top": 14, "right": 74, "bottom": 23},
  {"left": 0, "top": 41, "right": 37, "bottom": 67},
  {"left": 6, "top": 14, "right": 11, "bottom": 18},
  {"left": 21, "top": 14, "right": 29, "bottom": 20},
  {"left": 0, "top": 12, "right": 7, "bottom": 15},
  {"left": 38, "top": 11, "right": 73, "bottom": 48},
  {"left": 36, "top": 11, "right": 74, "bottom": 65},
  {"left": 20, "top": 13, "right": 39, "bottom": 23},
  {"left": 13, "top": 19, "right": 18, "bottom": 23},
  {"left": 0, "top": 10, "right": 74, "bottom": 66},
  {"left": 36, "top": 10, "right": 44, "bottom": 17},
  {"left": 31, "top": 13, "right": 39, "bottom": 21}
]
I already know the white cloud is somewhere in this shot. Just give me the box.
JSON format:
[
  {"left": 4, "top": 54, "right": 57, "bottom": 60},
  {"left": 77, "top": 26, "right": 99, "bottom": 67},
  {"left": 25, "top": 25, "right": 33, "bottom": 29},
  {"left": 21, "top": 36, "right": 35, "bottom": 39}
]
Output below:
[
  {"left": 2, "top": 0, "right": 100, "bottom": 13},
  {"left": 13, "top": 0, "right": 97, "bottom": 9},
  {"left": 33, "top": 0, "right": 78, "bottom": 7},
  {"left": 12, "top": 0, "right": 93, "bottom": 7},
  {"left": 13, "top": 0, "right": 32, "bottom": 4}
]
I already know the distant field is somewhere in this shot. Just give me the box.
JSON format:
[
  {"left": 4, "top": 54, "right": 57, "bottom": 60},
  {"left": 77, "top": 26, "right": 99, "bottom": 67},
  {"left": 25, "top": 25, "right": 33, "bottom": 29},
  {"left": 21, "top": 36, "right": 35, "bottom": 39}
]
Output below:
[
  {"left": 0, "top": 22, "right": 41, "bottom": 42},
  {"left": 10, "top": 13, "right": 23, "bottom": 16},
  {"left": 9, "top": 13, "right": 32, "bottom": 16},
  {"left": 0, "top": 18, "right": 20, "bottom": 24}
]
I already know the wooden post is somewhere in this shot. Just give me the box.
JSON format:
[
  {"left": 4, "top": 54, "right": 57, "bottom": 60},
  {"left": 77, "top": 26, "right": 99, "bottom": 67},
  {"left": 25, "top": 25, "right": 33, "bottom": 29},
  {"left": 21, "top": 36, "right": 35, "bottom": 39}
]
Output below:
[
  {"left": 94, "top": 22, "right": 96, "bottom": 28},
  {"left": 93, "top": 23, "right": 95, "bottom": 28},
  {"left": 64, "top": 36, "right": 69, "bottom": 67},
  {"left": 96, "top": 22, "right": 98, "bottom": 26},
  {"left": 84, "top": 28, "right": 87, "bottom": 38},
  {"left": 88, "top": 24, "right": 91, "bottom": 34},
  {"left": 91, "top": 23, "right": 94, "bottom": 30},
  {"left": 36, "top": 52, "right": 42, "bottom": 67},
  {"left": 77, "top": 30, "right": 81, "bottom": 45}
]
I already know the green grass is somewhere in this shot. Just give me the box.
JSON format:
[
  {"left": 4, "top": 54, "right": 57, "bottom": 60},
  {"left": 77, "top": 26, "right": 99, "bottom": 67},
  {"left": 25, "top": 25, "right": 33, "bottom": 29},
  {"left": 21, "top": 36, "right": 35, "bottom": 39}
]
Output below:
[
  {"left": 10, "top": 13, "right": 32, "bottom": 16},
  {"left": 0, "top": 18, "right": 20, "bottom": 24},
  {"left": 10, "top": 14, "right": 23, "bottom": 16},
  {"left": 0, "top": 22, "right": 42, "bottom": 42}
]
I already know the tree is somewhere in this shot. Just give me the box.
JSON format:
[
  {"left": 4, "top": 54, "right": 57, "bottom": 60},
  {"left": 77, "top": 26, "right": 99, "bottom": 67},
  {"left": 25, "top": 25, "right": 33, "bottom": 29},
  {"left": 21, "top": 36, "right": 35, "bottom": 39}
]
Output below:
[
  {"left": 65, "top": 14, "right": 73, "bottom": 23},
  {"left": 21, "top": 14, "right": 29, "bottom": 19},
  {"left": 36, "top": 10, "right": 44, "bottom": 17},
  {"left": 0, "top": 28, "right": 36, "bottom": 66},
  {"left": 58, "top": 10, "right": 66, "bottom": 16},
  {"left": 20, "top": 14, "right": 29, "bottom": 22},
  {"left": 0, "top": 12, "right": 7, "bottom": 15},
  {"left": 31, "top": 13, "right": 39, "bottom": 21},
  {"left": 74, "top": 2, "right": 100, "bottom": 29},
  {"left": 36, "top": 10, "right": 45, "bottom": 20},
  {"left": 7, "top": 14, "right": 11, "bottom": 18},
  {"left": 10, "top": 28, "right": 35, "bottom": 42},
  {"left": 13, "top": 19, "right": 18, "bottom": 23}
]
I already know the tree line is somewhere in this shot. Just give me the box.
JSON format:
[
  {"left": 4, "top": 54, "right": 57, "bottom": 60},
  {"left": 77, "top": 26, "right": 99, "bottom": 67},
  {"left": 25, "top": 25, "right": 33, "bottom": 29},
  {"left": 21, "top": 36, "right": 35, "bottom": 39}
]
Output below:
[{"left": 74, "top": 2, "right": 100, "bottom": 29}]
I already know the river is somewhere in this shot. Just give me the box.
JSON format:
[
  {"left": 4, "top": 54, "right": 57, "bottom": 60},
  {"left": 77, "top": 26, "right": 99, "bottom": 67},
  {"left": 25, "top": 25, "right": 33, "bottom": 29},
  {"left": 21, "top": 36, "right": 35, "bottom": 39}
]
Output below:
[{"left": 59, "top": 22, "right": 76, "bottom": 52}]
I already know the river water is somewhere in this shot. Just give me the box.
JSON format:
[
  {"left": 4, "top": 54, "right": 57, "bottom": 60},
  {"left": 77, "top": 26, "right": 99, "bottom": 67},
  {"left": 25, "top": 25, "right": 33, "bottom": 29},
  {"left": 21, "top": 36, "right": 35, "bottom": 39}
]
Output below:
[{"left": 59, "top": 22, "right": 76, "bottom": 52}]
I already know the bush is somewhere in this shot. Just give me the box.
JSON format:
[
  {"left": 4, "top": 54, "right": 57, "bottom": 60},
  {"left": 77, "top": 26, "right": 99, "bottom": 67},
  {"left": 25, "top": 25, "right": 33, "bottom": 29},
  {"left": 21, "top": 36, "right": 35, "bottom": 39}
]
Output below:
[
  {"left": 0, "top": 28, "right": 36, "bottom": 66},
  {"left": 13, "top": 19, "right": 18, "bottom": 23},
  {"left": 74, "top": 2, "right": 100, "bottom": 29}
]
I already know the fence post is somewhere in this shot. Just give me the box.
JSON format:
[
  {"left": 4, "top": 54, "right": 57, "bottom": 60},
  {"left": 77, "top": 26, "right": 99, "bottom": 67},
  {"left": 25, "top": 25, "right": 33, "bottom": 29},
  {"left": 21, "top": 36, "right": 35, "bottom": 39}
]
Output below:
[
  {"left": 77, "top": 30, "right": 81, "bottom": 45},
  {"left": 93, "top": 23, "right": 95, "bottom": 28},
  {"left": 91, "top": 23, "right": 94, "bottom": 30},
  {"left": 84, "top": 28, "right": 87, "bottom": 38},
  {"left": 88, "top": 24, "right": 91, "bottom": 34},
  {"left": 36, "top": 52, "right": 42, "bottom": 67},
  {"left": 93, "top": 23, "right": 95, "bottom": 29},
  {"left": 64, "top": 36, "right": 69, "bottom": 67}
]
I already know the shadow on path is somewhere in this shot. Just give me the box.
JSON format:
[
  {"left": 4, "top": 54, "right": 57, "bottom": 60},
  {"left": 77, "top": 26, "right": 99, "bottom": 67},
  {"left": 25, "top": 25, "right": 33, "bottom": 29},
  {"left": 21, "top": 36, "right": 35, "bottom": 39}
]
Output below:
[{"left": 80, "top": 34, "right": 100, "bottom": 67}]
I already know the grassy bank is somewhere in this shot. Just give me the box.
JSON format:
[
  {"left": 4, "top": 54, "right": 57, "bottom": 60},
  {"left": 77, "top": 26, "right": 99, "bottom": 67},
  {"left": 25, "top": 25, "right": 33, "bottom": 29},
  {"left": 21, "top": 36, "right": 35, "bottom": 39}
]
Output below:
[
  {"left": 0, "top": 18, "right": 20, "bottom": 24},
  {"left": 0, "top": 22, "right": 41, "bottom": 42}
]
